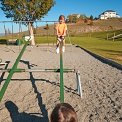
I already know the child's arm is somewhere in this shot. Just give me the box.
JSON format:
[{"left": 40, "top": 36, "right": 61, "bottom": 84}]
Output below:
[
  {"left": 56, "top": 30, "right": 60, "bottom": 37},
  {"left": 62, "top": 24, "right": 67, "bottom": 37},
  {"left": 62, "top": 24, "right": 67, "bottom": 36},
  {"left": 55, "top": 24, "right": 60, "bottom": 37},
  {"left": 62, "top": 30, "right": 67, "bottom": 37}
]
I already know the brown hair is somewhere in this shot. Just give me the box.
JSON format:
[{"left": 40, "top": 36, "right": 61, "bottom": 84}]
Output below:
[
  {"left": 50, "top": 103, "right": 78, "bottom": 122},
  {"left": 59, "top": 15, "right": 65, "bottom": 21}
]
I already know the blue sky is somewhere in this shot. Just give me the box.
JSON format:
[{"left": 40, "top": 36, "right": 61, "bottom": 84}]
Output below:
[
  {"left": 0, "top": 0, "right": 122, "bottom": 21},
  {"left": 0, "top": 0, "right": 122, "bottom": 33},
  {"left": 42, "top": 0, "right": 122, "bottom": 21}
]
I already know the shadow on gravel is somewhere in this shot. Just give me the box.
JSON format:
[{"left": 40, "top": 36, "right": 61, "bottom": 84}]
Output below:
[
  {"left": 4, "top": 59, "right": 79, "bottom": 122},
  {"left": 4, "top": 60, "right": 49, "bottom": 122},
  {"left": 5, "top": 101, "right": 48, "bottom": 122},
  {"left": 5, "top": 59, "right": 49, "bottom": 122},
  {"left": 0, "top": 61, "right": 10, "bottom": 85},
  {"left": 17, "top": 60, "right": 49, "bottom": 122},
  {"left": 19, "top": 60, "right": 79, "bottom": 96},
  {"left": 2, "top": 78, "right": 79, "bottom": 96}
]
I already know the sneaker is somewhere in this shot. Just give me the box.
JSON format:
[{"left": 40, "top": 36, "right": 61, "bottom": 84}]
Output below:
[
  {"left": 62, "top": 46, "right": 65, "bottom": 52},
  {"left": 56, "top": 47, "right": 59, "bottom": 53}
]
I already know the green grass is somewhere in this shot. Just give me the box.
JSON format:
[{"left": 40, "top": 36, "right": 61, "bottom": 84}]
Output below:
[
  {"left": 35, "top": 36, "right": 56, "bottom": 44},
  {"left": 72, "top": 37, "right": 122, "bottom": 64},
  {"left": 0, "top": 30, "right": 122, "bottom": 64},
  {"left": 35, "top": 35, "right": 122, "bottom": 64}
]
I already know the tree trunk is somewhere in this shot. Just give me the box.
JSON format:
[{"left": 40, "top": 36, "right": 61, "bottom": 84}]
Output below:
[{"left": 28, "top": 22, "right": 35, "bottom": 45}]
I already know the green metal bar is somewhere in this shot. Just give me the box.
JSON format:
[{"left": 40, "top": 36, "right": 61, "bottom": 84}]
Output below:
[
  {"left": 0, "top": 68, "right": 75, "bottom": 73},
  {"left": 60, "top": 42, "right": 64, "bottom": 103},
  {"left": 0, "top": 42, "right": 28, "bottom": 102}
]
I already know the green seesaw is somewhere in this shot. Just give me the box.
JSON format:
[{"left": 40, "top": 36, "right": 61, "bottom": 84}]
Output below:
[
  {"left": 0, "top": 37, "right": 30, "bottom": 102},
  {"left": 0, "top": 37, "right": 82, "bottom": 103}
]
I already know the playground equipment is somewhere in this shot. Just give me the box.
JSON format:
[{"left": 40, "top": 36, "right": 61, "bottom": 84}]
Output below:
[
  {"left": 0, "top": 39, "right": 30, "bottom": 101},
  {"left": 59, "top": 38, "right": 64, "bottom": 102},
  {"left": 0, "top": 45, "right": 82, "bottom": 102},
  {"left": 0, "top": 21, "right": 82, "bottom": 103},
  {"left": 107, "top": 33, "right": 122, "bottom": 41},
  {"left": 0, "top": 61, "right": 82, "bottom": 103}
]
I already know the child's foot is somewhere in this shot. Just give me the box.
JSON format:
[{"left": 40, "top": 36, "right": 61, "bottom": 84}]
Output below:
[
  {"left": 56, "top": 47, "right": 59, "bottom": 53},
  {"left": 62, "top": 46, "right": 65, "bottom": 52}
]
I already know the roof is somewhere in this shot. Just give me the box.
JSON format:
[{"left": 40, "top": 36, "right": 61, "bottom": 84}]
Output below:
[
  {"left": 105, "top": 10, "right": 116, "bottom": 12},
  {"left": 99, "top": 10, "right": 116, "bottom": 16}
]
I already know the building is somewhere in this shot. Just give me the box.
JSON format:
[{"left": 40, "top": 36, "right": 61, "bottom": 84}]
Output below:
[{"left": 99, "top": 10, "right": 120, "bottom": 19}]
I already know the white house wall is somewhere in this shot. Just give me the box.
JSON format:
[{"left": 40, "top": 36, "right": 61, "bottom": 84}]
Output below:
[{"left": 99, "top": 11, "right": 120, "bottom": 19}]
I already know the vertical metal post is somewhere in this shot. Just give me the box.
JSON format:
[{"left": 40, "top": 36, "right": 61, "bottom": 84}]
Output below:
[
  {"left": 0, "top": 42, "right": 28, "bottom": 102},
  {"left": 60, "top": 41, "right": 64, "bottom": 103},
  {"left": 113, "top": 33, "right": 115, "bottom": 41},
  {"left": 76, "top": 71, "right": 82, "bottom": 98},
  {"left": 107, "top": 34, "right": 108, "bottom": 40}
]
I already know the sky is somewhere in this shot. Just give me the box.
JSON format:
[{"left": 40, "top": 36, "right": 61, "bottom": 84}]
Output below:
[
  {"left": 42, "top": 0, "right": 122, "bottom": 21},
  {"left": 0, "top": 0, "right": 122, "bottom": 21},
  {"left": 0, "top": 0, "right": 122, "bottom": 33}
]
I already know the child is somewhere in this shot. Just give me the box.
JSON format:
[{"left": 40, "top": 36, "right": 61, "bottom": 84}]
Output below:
[
  {"left": 50, "top": 103, "right": 78, "bottom": 122},
  {"left": 56, "top": 15, "right": 67, "bottom": 53}
]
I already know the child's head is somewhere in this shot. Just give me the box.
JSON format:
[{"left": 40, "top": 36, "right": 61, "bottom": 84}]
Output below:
[
  {"left": 50, "top": 103, "right": 78, "bottom": 122},
  {"left": 59, "top": 15, "right": 65, "bottom": 23}
]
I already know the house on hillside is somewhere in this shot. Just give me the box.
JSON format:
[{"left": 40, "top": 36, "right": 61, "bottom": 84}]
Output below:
[{"left": 99, "top": 10, "right": 120, "bottom": 19}]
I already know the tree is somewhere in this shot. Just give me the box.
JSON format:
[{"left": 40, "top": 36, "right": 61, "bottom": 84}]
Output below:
[
  {"left": 67, "top": 15, "right": 74, "bottom": 23},
  {"left": 90, "top": 15, "right": 94, "bottom": 20},
  {"left": 72, "top": 16, "right": 77, "bottom": 23},
  {"left": 67, "top": 14, "right": 79, "bottom": 23},
  {"left": 0, "top": 0, "right": 55, "bottom": 45},
  {"left": 80, "top": 14, "right": 87, "bottom": 19},
  {"left": 94, "top": 17, "right": 98, "bottom": 20}
]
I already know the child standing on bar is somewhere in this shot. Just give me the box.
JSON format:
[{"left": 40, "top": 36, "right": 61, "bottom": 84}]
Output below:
[{"left": 56, "top": 15, "right": 67, "bottom": 53}]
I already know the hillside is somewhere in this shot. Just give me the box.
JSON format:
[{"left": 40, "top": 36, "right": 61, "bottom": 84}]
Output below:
[{"left": 33, "top": 18, "right": 122, "bottom": 36}]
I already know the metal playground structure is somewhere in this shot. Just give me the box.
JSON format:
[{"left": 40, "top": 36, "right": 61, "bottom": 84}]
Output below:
[{"left": 0, "top": 21, "right": 82, "bottom": 103}]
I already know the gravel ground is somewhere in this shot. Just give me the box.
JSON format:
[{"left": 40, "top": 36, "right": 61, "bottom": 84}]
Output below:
[{"left": 0, "top": 45, "right": 122, "bottom": 122}]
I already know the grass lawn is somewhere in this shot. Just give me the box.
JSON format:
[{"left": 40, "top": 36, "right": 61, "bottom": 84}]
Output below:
[
  {"left": 34, "top": 35, "right": 122, "bottom": 64},
  {"left": 0, "top": 30, "right": 122, "bottom": 64},
  {"left": 35, "top": 36, "right": 56, "bottom": 44},
  {"left": 70, "top": 36, "right": 122, "bottom": 64}
]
